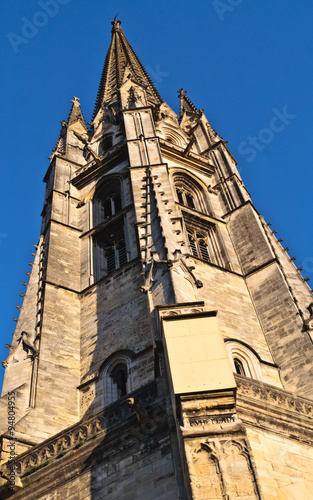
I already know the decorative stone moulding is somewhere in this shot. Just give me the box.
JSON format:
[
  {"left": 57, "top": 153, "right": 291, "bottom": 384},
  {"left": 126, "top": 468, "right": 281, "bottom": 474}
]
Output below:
[{"left": 0, "top": 381, "right": 161, "bottom": 478}]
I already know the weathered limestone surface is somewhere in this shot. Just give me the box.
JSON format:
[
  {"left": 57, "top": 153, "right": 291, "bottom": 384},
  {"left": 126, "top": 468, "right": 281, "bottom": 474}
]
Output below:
[
  {"left": 247, "top": 427, "right": 313, "bottom": 500},
  {"left": 1, "top": 19, "right": 313, "bottom": 500}
]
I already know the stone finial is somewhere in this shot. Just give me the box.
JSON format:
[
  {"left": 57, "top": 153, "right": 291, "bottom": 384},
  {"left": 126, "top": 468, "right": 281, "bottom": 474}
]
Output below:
[
  {"left": 111, "top": 19, "right": 122, "bottom": 32},
  {"left": 177, "top": 88, "right": 187, "bottom": 98}
]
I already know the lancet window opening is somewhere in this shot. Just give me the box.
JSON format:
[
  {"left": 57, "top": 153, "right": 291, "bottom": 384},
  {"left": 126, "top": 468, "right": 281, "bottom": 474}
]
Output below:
[
  {"left": 173, "top": 172, "right": 210, "bottom": 214},
  {"left": 172, "top": 172, "right": 228, "bottom": 267},
  {"left": 92, "top": 176, "right": 123, "bottom": 227},
  {"left": 102, "top": 356, "right": 132, "bottom": 407},
  {"left": 225, "top": 341, "right": 263, "bottom": 381},
  {"left": 94, "top": 221, "right": 128, "bottom": 279},
  {"left": 233, "top": 358, "right": 246, "bottom": 376},
  {"left": 99, "top": 135, "right": 113, "bottom": 154},
  {"left": 110, "top": 362, "right": 128, "bottom": 399},
  {"left": 176, "top": 187, "right": 195, "bottom": 209},
  {"left": 92, "top": 177, "right": 128, "bottom": 280},
  {"left": 188, "top": 230, "right": 211, "bottom": 263},
  {"left": 183, "top": 212, "right": 226, "bottom": 268}
]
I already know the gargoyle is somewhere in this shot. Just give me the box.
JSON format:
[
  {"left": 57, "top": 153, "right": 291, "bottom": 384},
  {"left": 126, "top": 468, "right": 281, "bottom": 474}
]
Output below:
[
  {"left": 127, "top": 398, "right": 149, "bottom": 422},
  {"left": 2, "top": 331, "right": 38, "bottom": 368},
  {"left": 304, "top": 303, "right": 313, "bottom": 332}
]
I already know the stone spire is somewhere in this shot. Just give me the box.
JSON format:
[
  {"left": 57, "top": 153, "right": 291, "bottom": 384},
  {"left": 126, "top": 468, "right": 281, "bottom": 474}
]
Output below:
[
  {"left": 178, "top": 88, "right": 221, "bottom": 141},
  {"left": 178, "top": 88, "right": 199, "bottom": 116},
  {"left": 50, "top": 97, "right": 87, "bottom": 158},
  {"left": 92, "top": 20, "right": 162, "bottom": 119},
  {"left": 67, "top": 96, "right": 87, "bottom": 129}
]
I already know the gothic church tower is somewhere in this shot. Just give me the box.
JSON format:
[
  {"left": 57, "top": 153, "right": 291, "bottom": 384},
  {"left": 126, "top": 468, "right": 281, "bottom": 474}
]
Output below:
[{"left": 1, "top": 20, "right": 313, "bottom": 500}]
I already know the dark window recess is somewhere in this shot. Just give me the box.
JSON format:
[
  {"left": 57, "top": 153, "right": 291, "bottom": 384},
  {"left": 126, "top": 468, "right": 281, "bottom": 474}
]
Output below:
[
  {"left": 234, "top": 358, "right": 246, "bottom": 376},
  {"left": 100, "top": 136, "right": 113, "bottom": 153},
  {"left": 198, "top": 237, "right": 210, "bottom": 262},
  {"left": 106, "top": 247, "right": 116, "bottom": 274},
  {"left": 104, "top": 199, "right": 112, "bottom": 218},
  {"left": 118, "top": 241, "right": 127, "bottom": 267},
  {"left": 93, "top": 178, "right": 122, "bottom": 227},
  {"left": 188, "top": 231, "right": 211, "bottom": 263},
  {"left": 177, "top": 189, "right": 184, "bottom": 205},
  {"left": 94, "top": 219, "right": 128, "bottom": 279},
  {"left": 103, "top": 195, "right": 122, "bottom": 219},
  {"left": 110, "top": 363, "right": 128, "bottom": 398},
  {"left": 176, "top": 188, "right": 195, "bottom": 209},
  {"left": 186, "top": 193, "right": 195, "bottom": 209}
]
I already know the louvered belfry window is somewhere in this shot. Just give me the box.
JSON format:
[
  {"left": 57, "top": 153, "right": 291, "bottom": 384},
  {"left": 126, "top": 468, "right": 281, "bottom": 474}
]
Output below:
[
  {"left": 174, "top": 174, "right": 228, "bottom": 269},
  {"left": 184, "top": 212, "right": 227, "bottom": 268},
  {"left": 176, "top": 188, "right": 195, "bottom": 209},
  {"left": 95, "top": 226, "right": 127, "bottom": 279},
  {"left": 188, "top": 232, "right": 211, "bottom": 262},
  {"left": 93, "top": 177, "right": 129, "bottom": 280}
]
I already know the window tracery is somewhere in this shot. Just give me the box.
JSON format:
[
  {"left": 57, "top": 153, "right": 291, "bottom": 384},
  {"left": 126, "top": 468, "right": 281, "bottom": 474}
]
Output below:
[
  {"left": 172, "top": 172, "right": 229, "bottom": 268},
  {"left": 94, "top": 220, "right": 127, "bottom": 279}
]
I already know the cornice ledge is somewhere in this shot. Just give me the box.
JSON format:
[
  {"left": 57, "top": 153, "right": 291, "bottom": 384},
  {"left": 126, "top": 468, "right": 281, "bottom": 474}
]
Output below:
[
  {"left": 0, "top": 381, "right": 160, "bottom": 477},
  {"left": 236, "top": 375, "right": 313, "bottom": 420}
]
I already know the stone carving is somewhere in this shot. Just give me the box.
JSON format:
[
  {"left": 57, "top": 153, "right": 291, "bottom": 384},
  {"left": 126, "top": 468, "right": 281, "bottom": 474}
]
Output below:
[
  {"left": 168, "top": 250, "right": 203, "bottom": 289},
  {"left": 236, "top": 375, "right": 313, "bottom": 418},
  {"left": 127, "top": 397, "right": 149, "bottom": 422},
  {"left": 2, "top": 331, "right": 38, "bottom": 367},
  {"left": 304, "top": 302, "right": 313, "bottom": 332},
  {"left": 140, "top": 257, "right": 157, "bottom": 293},
  {"left": 127, "top": 86, "right": 144, "bottom": 108},
  {"left": 80, "top": 388, "right": 96, "bottom": 412},
  {"left": 0, "top": 382, "right": 160, "bottom": 478},
  {"left": 159, "top": 304, "right": 204, "bottom": 319},
  {"left": 189, "top": 414, "right": 237, "bottom": 427}
]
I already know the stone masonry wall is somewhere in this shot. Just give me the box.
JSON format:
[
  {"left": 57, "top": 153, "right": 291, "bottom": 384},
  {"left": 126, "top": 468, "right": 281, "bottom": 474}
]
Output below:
[
  {"left": 80, "top": 261, "right": 154, "bottom": 385},
  {"left": 247, "top": 426, "right": 313, "bottom": 499}
]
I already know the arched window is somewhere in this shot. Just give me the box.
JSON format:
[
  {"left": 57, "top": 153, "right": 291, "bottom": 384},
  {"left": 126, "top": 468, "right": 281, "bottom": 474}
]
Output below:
[
  {"left": 172, "top": 172, "right": 229, "bottom": 267},
  {"left": 110, "top": 363, "right": 128, "bottom": 399},
  {"left": 225, "top": 341, "right": 263, "bottom": 381},
  {"left": 188, "top": 231, "right": 211, "bottom": 262},
  {"left": 234, "top": 358, "right": 246, "bottom": 376},
  {"left": 185, "top": 215, "right": 226, "bottom": 267},
  {"left": 103, "top": 194, "right": 121, "bottom": 219},
  {"left": 99, "top": 135, "right": 113, "bottom": 154},
  {"left": 93, "top": 177, "right": 122, "bottom": 227},
  {"left": 176, "top": 188, "right": 195, "bottom": 209},
  {"left": 92, "top": 177, "right": 128, "bottom": 281},
  {"left": 173, "top": 173, "right": 209, "bottom": 214},
  {"left": 101, "top": 355, "right": 132, "bottom": 407},
  {"left": 94, "top": 222, "right": 128, "bottom": 279}
]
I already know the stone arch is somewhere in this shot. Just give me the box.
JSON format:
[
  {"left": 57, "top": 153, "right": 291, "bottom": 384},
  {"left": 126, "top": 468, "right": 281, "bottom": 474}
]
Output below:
[
  {"left": 99, "top": 350, "right": 134, "bottom": 407},
  {"left": 93, "top": 174, "right": 123, "bottom": 227},
  {"left": 225, "top": 339, "right": 263, "bottom": 381},
  {"left": 188, "top": 443, "right": 226, "bottom": 499},
  {"left": 171, "top": 170, "right": 212, "bottom": 215},
  {"left": 160, "top": 126, "right": 187, "bottom": 148},
  {"left": 99, "top": 133, "right": 113, "bottom": 154}
]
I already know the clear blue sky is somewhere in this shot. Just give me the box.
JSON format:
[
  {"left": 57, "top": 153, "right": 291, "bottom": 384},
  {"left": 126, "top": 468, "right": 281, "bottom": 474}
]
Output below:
[{"left": 1, "top": 0, "right": 312, "bottom": 387}]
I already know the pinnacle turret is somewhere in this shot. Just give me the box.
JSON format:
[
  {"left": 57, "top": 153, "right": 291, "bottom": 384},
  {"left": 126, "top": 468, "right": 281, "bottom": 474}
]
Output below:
[
  {"left": 50, "top": 97, "right": 88, "bottom": 159},
  {"left": 67, "top": 96, "right": 87, "bottom": 129},
  {"left": 92, "top": 20, "right": 162, "bottom": 120},
  {"left": 178, "top": 88, "right": 199, "bottom": 116}
]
